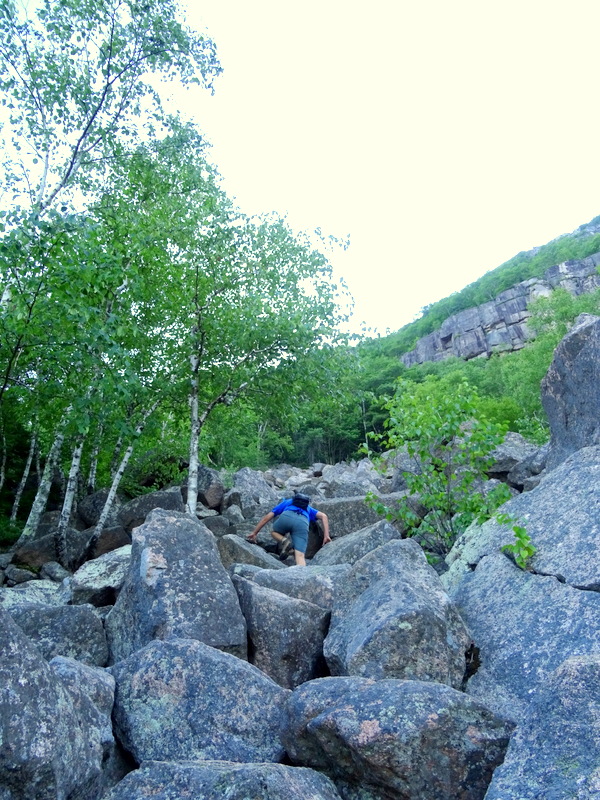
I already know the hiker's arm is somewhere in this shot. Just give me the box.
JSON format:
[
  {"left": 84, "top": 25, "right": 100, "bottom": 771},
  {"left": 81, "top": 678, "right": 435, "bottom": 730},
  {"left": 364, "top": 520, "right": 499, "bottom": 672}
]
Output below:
[
  {"left": 247, "top": 511, "right": 275, "bottom": 541},
  {"left": 316, "top": 511, "right": 331, "bottom": 544}
]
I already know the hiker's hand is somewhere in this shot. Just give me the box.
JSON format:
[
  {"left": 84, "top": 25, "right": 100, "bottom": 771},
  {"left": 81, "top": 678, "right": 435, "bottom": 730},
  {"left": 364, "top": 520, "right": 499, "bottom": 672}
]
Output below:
[
  {"left": 323, "top": 534, "right": 332, "bottom": 545},
  {"left": 247, "top": 533, "right": 258, "bottom": 542}
]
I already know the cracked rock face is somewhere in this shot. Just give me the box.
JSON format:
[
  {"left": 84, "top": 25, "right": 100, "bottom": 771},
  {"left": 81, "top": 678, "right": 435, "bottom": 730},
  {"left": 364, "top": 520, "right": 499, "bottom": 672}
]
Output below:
[
  {"left": 443, "top": 447, "right": 600, "bottom": 724},
  {"left": 485, "top": 654, "right": 600, "bottom": 800},
  {"left": 449, "top": 554, "right": 600, "bottom": 723}
]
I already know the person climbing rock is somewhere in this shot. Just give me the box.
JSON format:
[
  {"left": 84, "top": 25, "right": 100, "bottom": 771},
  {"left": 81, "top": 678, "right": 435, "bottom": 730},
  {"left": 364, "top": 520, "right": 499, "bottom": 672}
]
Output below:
[{"left": 247, "top": 492, "right": 331, "bottom": 566}]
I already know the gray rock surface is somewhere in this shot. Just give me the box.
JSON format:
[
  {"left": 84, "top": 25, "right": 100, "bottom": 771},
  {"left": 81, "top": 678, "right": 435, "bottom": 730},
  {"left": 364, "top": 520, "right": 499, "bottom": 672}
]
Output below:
[
  {"left": 49, "top": 656, "right": 128, "bottom": 795},
  {"left": 400, "top": 253, "right": 600, "bottom": 366},
  {"left": 0, "top": 578, "right": 69, "bottom": 610},
  {"left": 281, "top": 676, "right": 514, "bottom": 800},
  {"left": 217, "top": 532, "right": 285, "bottom": 570},
  {"left": 311, "top": 494, "right": 403, "bottom": 539},
  {"left": 485, "top": 655, "right": 600, "bottom": 799},
  {"left": 12, "top": 526, "right": 89, "bottom": 569},
  {"left": 39, "top": 560, "right": 72, "bottom": 583},
  {"left": 223, "top": 467, "right": 280, "bottom": 519},
  {"left": 69, "top": 544, "right": 132, "bottom": 606},
  {"left": 105, "top": 510, "right": 247, "bottom": 663},
  {"left": 110, "top": 638, "right": 289, "bottom": 764},
  {"left": 117, "top": 488, "right": 185, "bottom": 532},
  {"left": 233, "top": 575, "right": 330, "bottom": 688},
  {"left": 8, "top": 602, "right": 108, "bottom": 666},
  {"left": 310, "top": 519, "right": 405, "bottom": 566},
  {"left": 451, "top": 552, "right": 600, "bottom": 723},
  {"left": 487, "top": 431, "right": 538, "bottom": 475},
  {"left": 324, "top": 539, "right": 470, "bottom": 687},
  {"left": 542, "top": 313, "right": 600, "bottom": 470},
  {"left": 443, "top": 445, "right": 600, "bottom": 592},
  {"left": 249, "top": 564, "right": 352, "bottom": 610},
  {"left": 0, "top": 608, "right": 115, "bottom": 800},
  {"left": 4, "top": 564, "right": 36, "bottom": 585},
  {"left": 78, "top": 488, "right": 122, "bottom": 527},
  {"left": 195, "top": 464, "right": 226, "bottom": 509},
  {"left": 103, "top": 760, "right": 343, "bottom": 800}
]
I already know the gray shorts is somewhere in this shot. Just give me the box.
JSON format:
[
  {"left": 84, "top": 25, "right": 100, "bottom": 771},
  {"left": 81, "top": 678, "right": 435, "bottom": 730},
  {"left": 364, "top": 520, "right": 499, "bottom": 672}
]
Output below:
[{"left": 272, "top": 509, "right": 309, "bottom": 554}]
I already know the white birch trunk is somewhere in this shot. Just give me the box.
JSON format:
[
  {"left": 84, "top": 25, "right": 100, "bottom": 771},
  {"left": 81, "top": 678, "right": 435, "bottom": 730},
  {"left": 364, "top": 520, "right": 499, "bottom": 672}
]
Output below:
[
  {"left": 110, "top": 435, "right": 124, "bottom": 480},
  {"left": 0, "top": 425, "right": 6, "bottom": 494},
  {"left": 54, "top": 437, "right": 85, "bottom": 567},
  {"left": 87, "top": 433, "right": 101, "bottom": 494},
  {"left": 10, "top": 432, "right": 37, "bottom": 522},
  {"left": 186, "top": 355, "right": 200, "bottom": 516},
  {"left": 83, "top": 400, "right": 159, "bottom": 561},
  {"left": 13, "top": 411, "right": 71, "bottom": 550}
]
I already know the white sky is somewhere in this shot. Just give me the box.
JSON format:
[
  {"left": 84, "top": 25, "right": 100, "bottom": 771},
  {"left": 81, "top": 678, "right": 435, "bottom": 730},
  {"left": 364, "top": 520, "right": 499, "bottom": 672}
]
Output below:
[{"left": 169, "top": 0, "right": 600, "bottom": 337}]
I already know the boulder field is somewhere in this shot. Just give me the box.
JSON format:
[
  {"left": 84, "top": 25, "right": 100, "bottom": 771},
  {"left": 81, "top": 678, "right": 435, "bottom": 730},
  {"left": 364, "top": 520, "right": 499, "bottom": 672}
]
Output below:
[{"left": 2, "top": 314, "right": 600, "bottom": 799}]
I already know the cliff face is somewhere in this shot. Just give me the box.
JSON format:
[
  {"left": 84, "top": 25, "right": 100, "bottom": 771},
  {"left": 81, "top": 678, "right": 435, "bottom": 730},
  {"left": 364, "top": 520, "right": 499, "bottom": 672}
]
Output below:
[{"left": 400, "top": 252, "right": 600, "bottom": 367}]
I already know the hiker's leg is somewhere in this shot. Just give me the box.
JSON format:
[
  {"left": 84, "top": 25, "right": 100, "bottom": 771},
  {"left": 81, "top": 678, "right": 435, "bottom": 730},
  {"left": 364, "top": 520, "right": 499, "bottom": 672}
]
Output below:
[
  {"left": 270, "top": 531, "right": 286, "bottom": 544},
  {"left": 290, "top": 528, "right": 308, "bottom": 567}
]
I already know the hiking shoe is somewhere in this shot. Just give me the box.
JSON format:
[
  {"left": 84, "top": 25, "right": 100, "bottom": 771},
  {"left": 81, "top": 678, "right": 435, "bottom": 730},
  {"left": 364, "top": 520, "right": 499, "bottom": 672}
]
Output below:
[{"left": 278, "top": 536, "right": 293, "bottom": 561}]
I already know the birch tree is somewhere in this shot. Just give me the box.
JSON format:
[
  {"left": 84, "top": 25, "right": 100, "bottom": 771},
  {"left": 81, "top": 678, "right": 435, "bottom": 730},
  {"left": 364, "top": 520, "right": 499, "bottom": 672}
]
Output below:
[{"left": 0, "top": 0, "right": 220, "bottom": 215}]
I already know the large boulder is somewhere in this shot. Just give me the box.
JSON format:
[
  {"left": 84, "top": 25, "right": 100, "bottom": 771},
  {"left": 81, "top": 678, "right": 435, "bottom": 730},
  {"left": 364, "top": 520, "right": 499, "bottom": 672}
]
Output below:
[
  {"left": 310, "top": 494, "right": 404, "bottom": 539},
  {"left": 318, "top": 461, "right": 381, "bottom": 498},
  {"left": 11, "top": 526, "right": 89, "bottom": 569},
  {"left": 542, "top": 313, "right": 600, "bottom": 470},
  {"left": 116, "top": 488, "right": 185, "bottom": 532},
  {"left": 196, "top": 464, "right": 226, "bottom": 509},
  {"left": 105, "top": 510, "right": 247, "bottom": 663},
  {"left": 69, "top": 544, "right": 132, "bottom": 606},
  {"left": 103, "top": 760, "right": 343, "bottom": 800},
  {"left": 233, "top": 575, "right": 330, "bottom": 688},
  {"left": 249, "top": 564, "right": 352, "bottom": 611},
  {"left": 0, "top": 608, "right": 116, "bottom": 800},
  {"left": 324, "top": 539, "right": 471, "bottom": 688},
  {"left": 310, "top": 519, "right": 405, "bottom": 566},
  {"left": 7, "top": 602, "right": 108, "bottom": 666},
  {"left": 0, "top": 579, "right": 69, "bottom": 610},
  {"left": 78, "top": 488, "right": 122, "bottom": 528},
  {"left": 443, "top": 445, "right": 600, "bottom": 594},
  {"left": 110, "top": 638, "right": 289, "bottom": 764},
  {"left": 280, "top": 676, "right": 514, "bottom": 800},
  {"left": 446, "top": 552, "right": 600, "bottom": 724},
  {"left": 49, "top": 656, "right": 129, "bottom": 796},
  {"left": 485, "top": 655, "right": 600, "bottom": 800},
  {"left": 487, "top": 431, "right": 538, "bottom": 476},
  {"left": 222, "top": 467, "right": 279, "bottom": 520},
  {"left": 485, "top": 655, "right": 600, "bottom": 799},
  {"left": 216, "top": 532, "right": 285, "bottom": 570}
]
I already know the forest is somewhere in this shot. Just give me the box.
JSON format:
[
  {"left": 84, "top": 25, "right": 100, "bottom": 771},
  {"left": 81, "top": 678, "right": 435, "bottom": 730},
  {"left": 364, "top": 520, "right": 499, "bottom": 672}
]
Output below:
[{"left": 1, "top": 0, "right": 599, "bottom": 552}]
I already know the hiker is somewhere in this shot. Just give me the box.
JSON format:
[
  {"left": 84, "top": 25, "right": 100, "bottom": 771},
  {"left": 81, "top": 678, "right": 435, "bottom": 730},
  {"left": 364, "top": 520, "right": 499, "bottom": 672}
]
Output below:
[{"left": 247, "top": 492, "right": 331, "bottom": 566}]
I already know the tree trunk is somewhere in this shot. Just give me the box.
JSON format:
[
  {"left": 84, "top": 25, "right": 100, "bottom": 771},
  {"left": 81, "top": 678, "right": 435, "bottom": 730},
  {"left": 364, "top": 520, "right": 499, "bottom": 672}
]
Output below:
[
  {"left": 54, "top": 436, "right": 85, "bottom": 568},
  {"left": 82, "top": 400, "right": 159, "bottom": 563},
  {"left": 12, "top": 411, "right": 71, "bottom": 550},
  {"left": 87, "top": 431, "right": 101, "bottom": 494},
  {"left": 10, "top": 431, "right": 37, "bottom": 522},
  {"left": 0, "top": 423, "right": 6, "bottom": 494},
  {"left": 186, "top": 355, "right": 201, "bottom": 516},
  {"left": 110, "top": 434, "right": 124, "bottom": 480}
]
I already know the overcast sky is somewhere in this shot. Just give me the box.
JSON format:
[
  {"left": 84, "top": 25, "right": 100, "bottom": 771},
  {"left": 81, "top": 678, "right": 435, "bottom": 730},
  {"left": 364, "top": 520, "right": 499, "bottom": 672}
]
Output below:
[{"left": 172, "top": 1, "right": 599, "bottom": 335}]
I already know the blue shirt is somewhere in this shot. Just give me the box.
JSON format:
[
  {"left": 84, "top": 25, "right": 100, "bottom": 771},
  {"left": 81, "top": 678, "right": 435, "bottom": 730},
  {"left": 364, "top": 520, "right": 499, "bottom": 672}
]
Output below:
[{"left": 272, "top": 498, "right": 318, "bottom": 523}]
